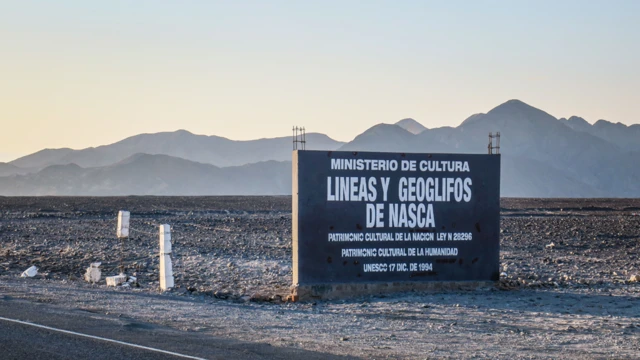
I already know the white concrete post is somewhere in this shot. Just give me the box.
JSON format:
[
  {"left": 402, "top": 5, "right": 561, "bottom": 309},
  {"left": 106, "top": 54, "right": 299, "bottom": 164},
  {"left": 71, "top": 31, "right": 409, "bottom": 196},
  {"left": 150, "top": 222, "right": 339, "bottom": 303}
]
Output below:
[
  {"left": 159, "top": 224, "right": 174, "bottom": 290},
  {"left": 117, "top": 211, "right": 130, "bottom": 238}
]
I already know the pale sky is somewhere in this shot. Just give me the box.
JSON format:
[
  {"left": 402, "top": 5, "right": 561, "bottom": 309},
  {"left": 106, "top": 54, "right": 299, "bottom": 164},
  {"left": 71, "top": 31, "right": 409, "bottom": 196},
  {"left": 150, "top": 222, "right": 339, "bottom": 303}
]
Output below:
[{"left": 1, "top": 0, "right": 639, "bottom": 162}]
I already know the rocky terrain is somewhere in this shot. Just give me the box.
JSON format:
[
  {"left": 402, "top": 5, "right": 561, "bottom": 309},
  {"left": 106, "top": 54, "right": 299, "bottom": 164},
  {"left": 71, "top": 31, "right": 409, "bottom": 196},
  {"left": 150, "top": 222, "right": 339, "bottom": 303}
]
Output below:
[
  {"left": 0, "top": 196, "right": 293, "bottom": 301},
  {"left": 0, "top": 196, "right": 639, "bottom": 359}
]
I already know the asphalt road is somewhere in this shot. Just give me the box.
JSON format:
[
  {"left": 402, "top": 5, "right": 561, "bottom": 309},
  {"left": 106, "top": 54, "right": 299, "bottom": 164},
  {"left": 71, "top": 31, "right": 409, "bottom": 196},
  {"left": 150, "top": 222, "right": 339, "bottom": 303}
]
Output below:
[{"left": 0, "top": 296, "right": 352, "bottom": 360}]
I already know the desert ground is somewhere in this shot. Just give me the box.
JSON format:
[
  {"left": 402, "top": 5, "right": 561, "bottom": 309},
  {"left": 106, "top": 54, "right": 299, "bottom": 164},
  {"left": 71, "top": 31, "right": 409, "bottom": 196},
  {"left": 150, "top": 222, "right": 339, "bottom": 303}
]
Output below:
[{"left": 0, "top": 196, "right": 639, "bottom": 359}]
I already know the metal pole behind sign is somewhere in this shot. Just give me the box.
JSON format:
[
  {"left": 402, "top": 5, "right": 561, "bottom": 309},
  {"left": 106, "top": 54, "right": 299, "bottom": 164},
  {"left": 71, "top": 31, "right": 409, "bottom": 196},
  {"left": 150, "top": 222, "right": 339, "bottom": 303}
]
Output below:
[
  {"left": 292, "top": 126, "right": 307, "bottom": 150},
  {"left": 488, "top": 132, "right": 501, "bottom": 155}
]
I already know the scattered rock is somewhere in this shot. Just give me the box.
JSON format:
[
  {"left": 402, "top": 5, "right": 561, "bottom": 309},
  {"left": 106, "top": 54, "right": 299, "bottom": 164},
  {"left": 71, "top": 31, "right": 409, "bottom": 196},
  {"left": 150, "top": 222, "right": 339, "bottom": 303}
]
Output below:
[
  {"left": 84, "top": 262, "right": 102, "bottom": 283},
  {"left": 20, "top": 266, "right": 38, "bottom": 278}
]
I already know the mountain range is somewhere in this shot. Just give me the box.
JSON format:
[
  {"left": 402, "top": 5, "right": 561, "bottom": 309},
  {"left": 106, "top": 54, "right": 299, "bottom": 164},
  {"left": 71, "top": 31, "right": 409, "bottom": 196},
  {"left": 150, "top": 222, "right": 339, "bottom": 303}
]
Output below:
[
  {"left": 559, "top": 116, "right": 640, "bottom": 152},
  {"left": 1, "top": 99, "right": 638, "bottom": 197},
  {"left": 8, "top": 131, "right": 343, "bottom": 170}
]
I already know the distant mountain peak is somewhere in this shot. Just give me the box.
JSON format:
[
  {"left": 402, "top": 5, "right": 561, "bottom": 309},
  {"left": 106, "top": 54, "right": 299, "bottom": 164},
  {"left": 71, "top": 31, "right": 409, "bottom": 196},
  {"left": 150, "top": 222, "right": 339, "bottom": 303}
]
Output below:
[
  {"left": 173, "top": 129, "right": 195, "bottom": 135},
  {"left": 594, "top": 119, "right": 618, "bottom": 127},
  {"left": 395, "top": 118, "right": 427, "bottom": 134},
  {"left": 559, "top": 116, "right": 592, "bottom": 132},
  {"left": 339, "top": 123, "right": 415, "bottom": 152},
  {"left": 360, "top": 123, "right": 413, "bottom": 136},
  {"left": 491, "top": 99, "right": 538, "bottom": 112},
  {"left": 567, "top": 116, "right": 589, "bottom": 124},
  {"left": 458, "top": 99, "right": 560, "bottom": 132},
  {"left": 485, "top": 99, "right": 558, "bottom": 125},
  {"left": 504, "top": 99, "right": 527, "bottom": 105}
]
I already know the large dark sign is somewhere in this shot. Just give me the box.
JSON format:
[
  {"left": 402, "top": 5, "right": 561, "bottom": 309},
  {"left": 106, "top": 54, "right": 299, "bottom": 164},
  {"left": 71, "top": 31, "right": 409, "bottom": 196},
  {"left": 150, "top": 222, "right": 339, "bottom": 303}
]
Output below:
[{"left": 292, "top": 150, "right": 501, "bottom": 285}]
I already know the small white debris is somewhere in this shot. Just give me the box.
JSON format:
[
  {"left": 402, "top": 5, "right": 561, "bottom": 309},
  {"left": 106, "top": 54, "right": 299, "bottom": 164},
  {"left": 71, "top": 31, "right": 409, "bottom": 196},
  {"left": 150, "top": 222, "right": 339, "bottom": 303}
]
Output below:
[
  {"left": 545, "top": 242, "right": 555, "bottom": 249},
  {"left": 500, "top": 272, "right": 508, "bottom": 277},
  {"left": 127, "top": 275, "right": 137, "bottom": 283},
  {"left": 20, "top": 266, "right": 38, "bottom": 278},
  {"left": 630, "top": 274, "right": 639, "bottom": 282},
  {"left": 106, "top": 274, "right": 127, "bottom": 287},
  {"left": 84, "top": 262, "right": 102, "bottom": 283}
]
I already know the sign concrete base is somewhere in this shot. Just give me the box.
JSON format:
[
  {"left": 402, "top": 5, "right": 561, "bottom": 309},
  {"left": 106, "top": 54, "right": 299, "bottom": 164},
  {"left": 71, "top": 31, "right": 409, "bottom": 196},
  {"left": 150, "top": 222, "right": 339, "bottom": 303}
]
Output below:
[{"left": 290, "top": 281, "right": 497, "bottom": 301}]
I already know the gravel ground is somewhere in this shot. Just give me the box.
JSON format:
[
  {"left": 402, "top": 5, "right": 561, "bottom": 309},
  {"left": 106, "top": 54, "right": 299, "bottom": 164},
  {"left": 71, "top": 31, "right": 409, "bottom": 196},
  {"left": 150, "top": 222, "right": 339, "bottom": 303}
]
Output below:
[{"left": 1, "top": 196, "right": 639, "bottom": 359}]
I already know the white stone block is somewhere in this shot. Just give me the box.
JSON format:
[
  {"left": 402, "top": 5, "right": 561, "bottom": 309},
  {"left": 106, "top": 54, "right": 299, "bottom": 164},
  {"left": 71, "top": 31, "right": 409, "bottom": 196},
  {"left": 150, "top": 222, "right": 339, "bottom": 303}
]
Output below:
[
  {"left": 117, "top": 211, "right": 130, "bottom": 238},
  {"left": 106, "top": 274, "right": 127, "bottom": 287}
]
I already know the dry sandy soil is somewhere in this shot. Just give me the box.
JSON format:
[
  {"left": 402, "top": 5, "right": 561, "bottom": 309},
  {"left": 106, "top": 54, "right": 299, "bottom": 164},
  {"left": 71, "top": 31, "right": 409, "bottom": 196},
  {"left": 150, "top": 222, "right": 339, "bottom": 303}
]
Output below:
[{"left": 1, "top": 197, "right": 639, "bottom": 359}]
